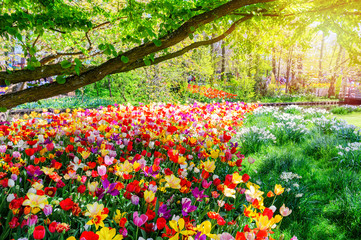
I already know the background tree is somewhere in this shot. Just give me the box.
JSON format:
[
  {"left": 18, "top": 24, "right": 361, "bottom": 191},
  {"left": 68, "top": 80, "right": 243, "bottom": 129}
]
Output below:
[{"left": 0, "top": 0, "right": 361, "bottom": 110}]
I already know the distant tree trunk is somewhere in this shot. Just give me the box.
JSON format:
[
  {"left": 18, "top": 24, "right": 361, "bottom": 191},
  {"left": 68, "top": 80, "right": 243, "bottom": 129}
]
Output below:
[
  {"left": 285, "top": 46, "right": 294, "bottom": 93},
  {"left": 318, "top": 32, "right": 325, "bottom": 79},
  {"left": 107, "top": 76, "right": 112, "bottom": 97},
  {"left": 221, "top": 40, "right": 226, "bottom": 84},
  {"left": 272, "top": 48, "right": 277, "bottom": 78},
  {"left": 328, "top": 46, "right": 343, "bottom": 98},
  {"left": 297, "top": 56, "right": 304, "bottom": 87},
  {"left": 210, "top": 34, "right": 216, "bottom": 87},
  {"left": 94, "top": 82, "right": 99, "bottom": 97},
  {"left": 277, "top": 47, "right": 282, "bottom": 82}
]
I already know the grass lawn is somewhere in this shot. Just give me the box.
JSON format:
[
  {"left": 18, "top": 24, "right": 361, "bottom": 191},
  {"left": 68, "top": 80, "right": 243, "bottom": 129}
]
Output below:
[
  {"left": 334, "top": 112, "right": 361, "bottom": 128},
  {"left": 241, "top": 106, "right": 361, "bottom": 240}
]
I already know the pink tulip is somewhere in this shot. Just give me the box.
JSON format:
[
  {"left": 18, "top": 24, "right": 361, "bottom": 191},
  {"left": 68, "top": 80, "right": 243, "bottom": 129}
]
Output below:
[
  {"left": 133, "top": 211, "right": 148, "bottom": 227},
  {"left": 220, "top": 232, "right": 235, "bottom": 240},
  {"left": 201, "top": 179, "right": 212, "bottom": 189},
  {"left": 280, "top": 204, "right": 292, "bottom": 217},
  {"left": 97, "top": 165, "right": 107, "bottom": 176},
  {"left": 104, "top": 155, "right": 114, "bottom": 166}
]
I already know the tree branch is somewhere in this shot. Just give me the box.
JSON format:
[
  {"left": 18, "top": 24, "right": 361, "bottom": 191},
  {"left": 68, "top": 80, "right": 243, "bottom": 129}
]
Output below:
[{"left": 114, "top": 16, "right": 252, "bottom": 73}]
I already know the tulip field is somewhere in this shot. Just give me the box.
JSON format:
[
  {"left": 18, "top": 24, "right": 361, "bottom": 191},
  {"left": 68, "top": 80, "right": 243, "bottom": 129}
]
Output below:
[{"left": 0, "top": 102, "right": 296, "bottom": 240}]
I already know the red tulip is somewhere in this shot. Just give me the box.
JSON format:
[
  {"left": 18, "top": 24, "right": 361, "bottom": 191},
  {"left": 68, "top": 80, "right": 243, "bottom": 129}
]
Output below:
[{"left": 33, "top": 225, "right": 45, "bottom": 239}]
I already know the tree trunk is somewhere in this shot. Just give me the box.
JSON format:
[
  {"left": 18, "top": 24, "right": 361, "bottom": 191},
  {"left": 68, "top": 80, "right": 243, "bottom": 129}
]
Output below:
[
  {"left": 318, "top": 32, "right": 325, "bottom": 79},
  {"left": 272, "top": 47, "right": 277, "bottom": 78},
  {"left": 221, "top": 40, "right": 226, "bottom": 84},
  {"left": 107, "top": 76, "right": 112, "bottom": 97},
  {"left": 210, "top": 34, "right": 216, "bottom": 87},
  {"left": 285, "top": 46, "right": 294, "bottom": 93},
  {"left": 94, "top": 82, "right": 99, "bottom": 97},
  {"left": 328, "top": 46, "right": 342, "bottom": 98},
  {"left": 277, "top": 47, "right": 282, "bottom": 83}
]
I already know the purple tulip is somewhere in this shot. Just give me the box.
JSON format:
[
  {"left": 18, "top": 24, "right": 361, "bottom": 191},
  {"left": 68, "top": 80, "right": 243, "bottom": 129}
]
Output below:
[
  {"left": 181, "top": 198, "right": 197, "bottom": 217},
  {"left": 194, "top": 232, "right": 207, "bottom": 240},
  {"left": 191, "top": 187, "right": 208, "bottom": 202},
  {"left": 27, "top": 215, "right": 38, "bottom": 226},
  {"left": 43, "top": 204, "right": 53, "bottom": 216},
  {"left": 131, "top": 195, "right": 139, "bottom": 205},
  {"left": 158, "top": 204, "right": 171, "bottom": 219},
  {"left": 133, "top": 211, "right": 148, "bottom": 227}
]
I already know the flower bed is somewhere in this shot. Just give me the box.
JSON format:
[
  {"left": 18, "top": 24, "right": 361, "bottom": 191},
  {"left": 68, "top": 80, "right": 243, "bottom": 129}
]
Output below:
[
  {"left": 187, "top": 85, "right": 238, "bottom": 101},
  {"left": 0, "top": 102, "right": 291, "bottom": 240}
]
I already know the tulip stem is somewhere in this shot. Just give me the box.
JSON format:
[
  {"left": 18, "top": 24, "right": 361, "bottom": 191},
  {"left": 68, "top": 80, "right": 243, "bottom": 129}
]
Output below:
[{"left": 135, "top": 226, "right": 139, "bottom": 240}]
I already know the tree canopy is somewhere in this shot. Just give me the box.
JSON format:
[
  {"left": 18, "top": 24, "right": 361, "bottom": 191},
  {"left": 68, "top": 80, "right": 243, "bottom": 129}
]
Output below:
[{"left": 0, "top": 0, "right": 360, "bottom": 109}]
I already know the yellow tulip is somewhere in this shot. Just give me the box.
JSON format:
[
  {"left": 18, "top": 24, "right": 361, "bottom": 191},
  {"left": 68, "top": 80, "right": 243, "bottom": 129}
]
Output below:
[
  {"left": 202, "top": 160, "right": 216, "bottom": 173},
  {"left": 232, "top": 172, "right": 243, "bottom": 184},
  {"left": 197, "top": 221, "right": 219, "bottom": 240},
  {"left": 274, "top": 184, "right": 285, "bottom": 195},
  {"left": 223, "top": 186, "right": 236, "bottom": 198},
  {"left": 144, "top": 190, "right": 155, "bottom": 203},
  {"left": 165, "top": 174, "right": 181, "bottom": 189},
  {"left": 169, "top": 218, "right": 195, "bottom": 240},
  {"left": 96, "top": 227, "right": 123, "bottom": 240},
  {"left": 210, "top": 149, "right": 219, "bottom": 159}
]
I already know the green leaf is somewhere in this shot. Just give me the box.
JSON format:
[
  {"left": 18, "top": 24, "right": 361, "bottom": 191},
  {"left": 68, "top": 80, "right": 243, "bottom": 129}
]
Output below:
[
  {"left": 8, "top": 27, "right": 17, "bottom": 35},
  {"left": 98, "top": 43, "right": 107, "bottom": 51},
  {"left": 6, "top": 69, "right": 12, "bottom": 74},
  {"left": 189, "top": 33, "right": 194, "bottom": 40},
  {"left": 149, "top": 53, "right": 155, "bottom": 62},
  {"left": 56, "top": 75, "right": 66, "bottom": 84},
  {"left": 75, "top": 65, "right": 80, "bottom": 76},
  {"left": 15, "top": 33, "right": 22, "bottom": 41},
  {"left": 144, "top": 58, "right": 151, "bottom": 66},
  {"left": 153, "top": 39, "right": 162, "bottom": 47},
  {"left": 37, "top": 100, "right": 42, "bottom": 105},
  {"left": 60, "top": 60, "right": 72, "bottom": 69},
  {"left": 0, "top": 107, "right": 7, "bottom": 112},
  {"left": 190, "top": 26, "right": 196, "bottom": 32},
  {"left": 5, "top": 80, "right": 10, "bottom": 86},
  {"left": 104, "top": 48, "right": 111, "bottom": 55},
  {"left": 74, "top": 58, "right": 82, "bottom": 67},
  {"left": 121, "top": 56, "right": 129, "bottom": 63}
]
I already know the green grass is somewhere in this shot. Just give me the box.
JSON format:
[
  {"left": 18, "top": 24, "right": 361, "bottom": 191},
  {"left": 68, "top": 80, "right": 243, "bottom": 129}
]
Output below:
[
  {"left": 334, "top": 112, "right": 361, "bottom": 128},
  {"left": 240, "top": 107, "right": 361, "bottom": 239}
]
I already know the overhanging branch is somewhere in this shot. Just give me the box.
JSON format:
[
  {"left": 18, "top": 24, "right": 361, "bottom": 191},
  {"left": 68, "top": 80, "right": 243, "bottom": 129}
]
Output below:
[{"left": 0, "top": 0, "right": 275, "bottom": 109}]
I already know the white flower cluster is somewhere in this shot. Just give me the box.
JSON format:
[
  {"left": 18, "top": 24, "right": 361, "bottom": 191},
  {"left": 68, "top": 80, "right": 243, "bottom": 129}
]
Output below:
[
  {"left": 302, "top": 107, "right": 329, "bottom": 117},
  {"left": 280, "top": 171, "right": 302, "bottom": 182},
  {"left": 270, "top": 121, "right": 309, "bottom": 135},
  {"left": 337, "top": 142, "right": 361, "bottom": 154},
  {"left": 253, "top": 106, "right": 279, "bottom": 116},
  {"left": 338, "top": 105, "right": 361, "bottom": 111},
  {"left": 237, "top": 126, "right": 276, "bottom": 143},
  {"left": 284, "top": 105, "right": 303, "bottom": 112},
  {"left": 309, "top": 116, "right": 346, "bottom": 131},
  {"left": 274, "top": 112, "right": 305, "bottom": 124}
]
